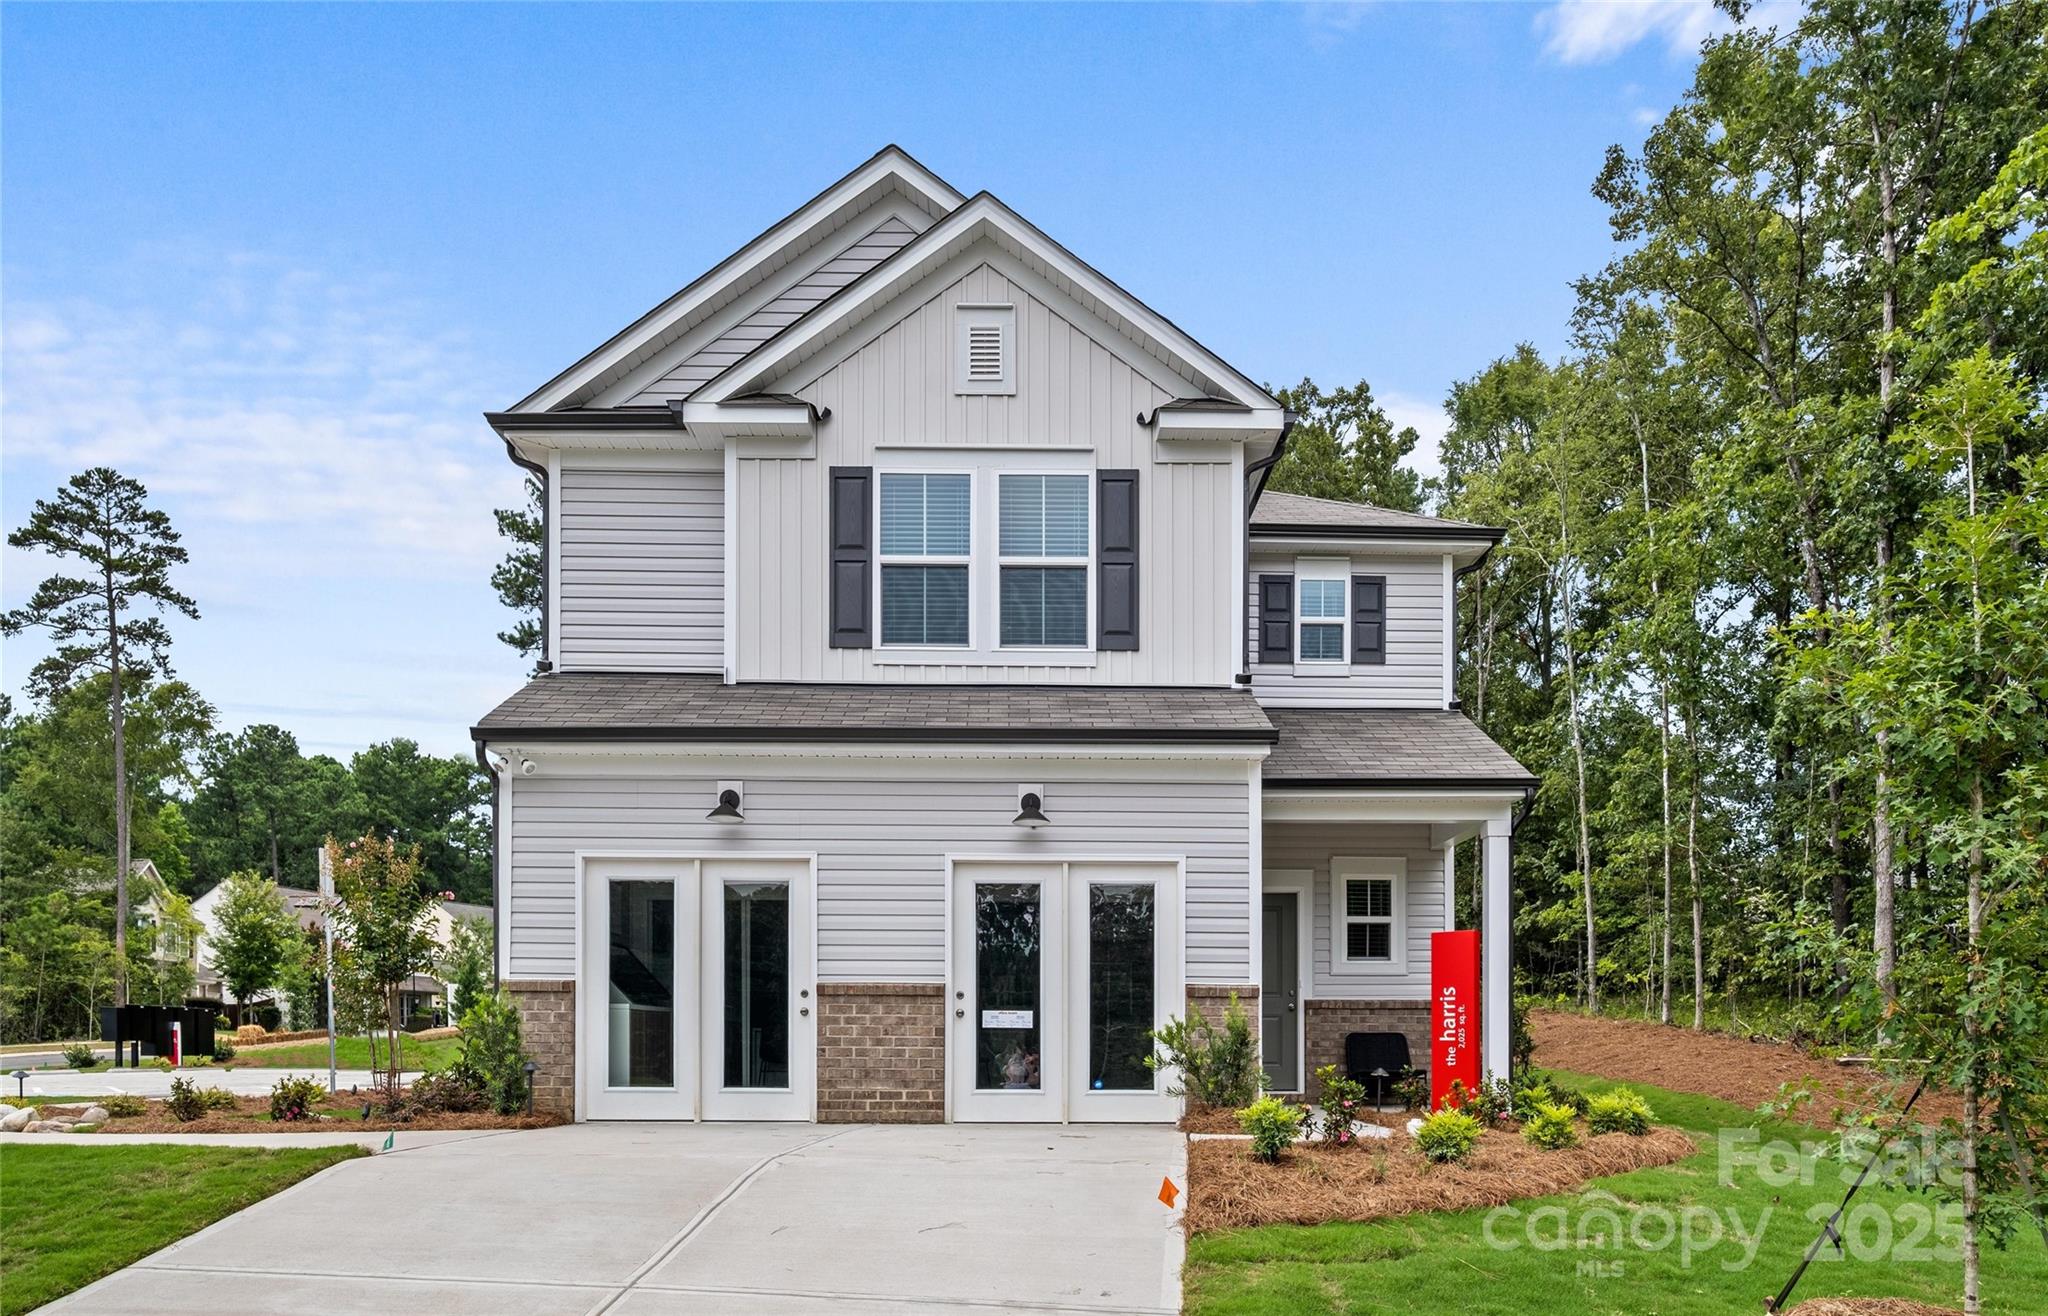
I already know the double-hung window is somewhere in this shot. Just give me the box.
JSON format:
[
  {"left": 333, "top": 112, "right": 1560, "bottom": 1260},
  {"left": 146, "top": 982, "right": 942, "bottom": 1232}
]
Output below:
[
  {"left": 1297, "top": 566, "right": 1347, "bottom": 663},
  {"left": 1334, "top": 858, "right": 1405, "bottom": 971},
  {"left": 879, "top": 473, "right": 971, "bottom": 647},
  {"left": 999, "top": 473, "right": 1089, "bottom": 648}
]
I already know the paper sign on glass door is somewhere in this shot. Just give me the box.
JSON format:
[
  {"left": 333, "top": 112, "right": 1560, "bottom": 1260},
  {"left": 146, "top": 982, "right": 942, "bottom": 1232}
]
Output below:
[{"left": 981, "top": 1009, "right": 1034, "bottom": 1029}]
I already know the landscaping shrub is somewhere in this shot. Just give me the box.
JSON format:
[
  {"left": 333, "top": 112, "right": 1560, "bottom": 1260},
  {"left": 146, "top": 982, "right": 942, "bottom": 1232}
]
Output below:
[
  {"left": 1414, "top": 1108, "right": 1483, "bottom": 1164},
  {"left": 1146, "top": 993, "right": 1263, "bottom": 1109},
  {"left": 100, "top": 1094, "right": 147, "bottom": 1118},
  {"left": 1513, "top": 1073, "right": 1591, "bottom": 1120},
  {"left": 214, "top": 1013, "right": 233, "bottom": 1031},
  {"left": 1236, "top": 1096, "right": 1302, "bottom": 1163},
  {"left": 61, "top": 1042, "right": 96, "bottom": 1069},
  {"left": 407, "top": 1069, "right": 486, "bottom": 1114},
  {"left": 269, "top": 1075, "right": 326, "bottom": 1122},
  {"left": 198, "top": 1085, "right": 238, "bottom": 1111},
  {"left": 152, "top": 1058, "right": 175, "bottom": 1072},
  {"left": 166, "top": 1077, "right": 205, "bottom": 1122},
  {"left": 457, "top": 989, "right": 533, "bottom": 1115},
  {"left": 1522, "top": 1101, "right": 1581, "bottom": 1150},
  {"left": 1587, "top": 1088, "right": 1655, "bottom": 1136},
  {"left": 1311, "top": 1064, "right": 1371, "bottom": 1146},
  {"left": 211, "top": 1039, "right": 237, "bottom": 1063},
  {"left": 1457, "top": 1076, "right": 1520, "bottom": 1128}
]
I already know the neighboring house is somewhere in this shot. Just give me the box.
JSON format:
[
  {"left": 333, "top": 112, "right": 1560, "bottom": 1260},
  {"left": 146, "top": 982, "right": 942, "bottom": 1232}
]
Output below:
[
  {"left": 474, "top": 147, "right": 1535, "bottom": 1124},
  {"left": 130, "top": 860, "right": 200, "bottom": 995},
  {"left": 190, "top": 880, "right": 493, "bottom": 1023}
]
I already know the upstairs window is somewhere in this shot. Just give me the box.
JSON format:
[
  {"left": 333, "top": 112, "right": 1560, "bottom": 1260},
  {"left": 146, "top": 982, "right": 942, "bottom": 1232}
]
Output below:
[
  {"left": 999, "top": 474, "right": 1090, "bottom": 647},
  {"left": 1297, "top": 574, "right": 1347, "bottom": 663},
  {"left": 880, "top": 473, "right": 971, "bottom": 646}
]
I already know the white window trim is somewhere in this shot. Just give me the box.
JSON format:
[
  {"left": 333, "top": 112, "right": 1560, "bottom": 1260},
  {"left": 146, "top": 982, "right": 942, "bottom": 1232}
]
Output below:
[
  {"left": 876, "top": 469, "right": 975, "bottom": 651},
  {"left": 1294, "top": 557, "right": 1349, "bottom": 667},
  {"left": 1332, "top": 856, "right": 1407, "bottom": 974},
  {"left": 997, "top": 470, "right": 1094, "bottom": 653}
]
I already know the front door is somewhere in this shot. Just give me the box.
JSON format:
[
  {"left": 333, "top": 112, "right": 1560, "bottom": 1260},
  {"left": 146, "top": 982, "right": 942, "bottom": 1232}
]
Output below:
[
  {"left": 1260, "top": 892, "right": 1300, "bottom": 1092},
  {"left": 952, "top": 864, "right": 1064, "bottom": 1122},
  {"left": 582, "top": 857, "right": 815, "bottom": 1121},
  {"left": 951, "top": 861, "right": 1179, "bottom": 1122}
]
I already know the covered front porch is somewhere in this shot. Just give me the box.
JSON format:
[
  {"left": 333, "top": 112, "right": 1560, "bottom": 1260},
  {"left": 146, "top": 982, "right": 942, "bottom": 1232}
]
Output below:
[{"left": 1254, "top": 708, "right": 1534, "bottom": 1097}]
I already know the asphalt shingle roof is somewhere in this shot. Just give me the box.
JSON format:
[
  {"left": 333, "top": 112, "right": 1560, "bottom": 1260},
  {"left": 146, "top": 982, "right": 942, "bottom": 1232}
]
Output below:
[
  {"left": 1263, "top": 708, "right": 1536, "bottom": 786},
  {"left": 474, "top": 673, "right": 1278, "bottom": 743},
  {"left": 1250, "top": 490, "right": 1500, "bottom": 539}
]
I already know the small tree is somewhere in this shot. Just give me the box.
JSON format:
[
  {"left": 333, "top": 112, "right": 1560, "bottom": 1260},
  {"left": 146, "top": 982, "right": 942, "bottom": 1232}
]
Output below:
[
  {"left": 326, "top": 833, "right": 438, "bottom": 1097},
  {"left": 212, "top": 869, "right": 298, "bottom": 1019},
  {"left": 2, "top": 468, "right": 200, "bottom": 1004},
  {"left": 440, "top": 914, "right": 493, "bottom": 1023}
]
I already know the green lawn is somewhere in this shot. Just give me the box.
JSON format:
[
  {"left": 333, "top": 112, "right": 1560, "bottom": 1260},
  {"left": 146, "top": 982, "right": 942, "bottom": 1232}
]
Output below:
[
  {"left": 1183, "top": 1072, "right": 2048, "bottom": 1315},
  {"left": 225, "top": 1034, "right": 461, "bottom": 1072},
  {"left": 0, "top": 1143, "right": 364, "bottom": 1314}
]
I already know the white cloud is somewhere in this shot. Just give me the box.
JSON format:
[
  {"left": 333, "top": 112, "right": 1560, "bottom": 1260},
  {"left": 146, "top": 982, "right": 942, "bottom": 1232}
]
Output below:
[
  {"left": 1536, "top": 0, "right": 1725, "bottom": 64},
  {"left": 1535, "top": 0, "right": 1803, "bottom": 64},
  {"left": 1380, "top": 388, "right": 1448, "bottom": 484},
  {"left": 1632, "top": 105, "right": 1663, "bottom": 126},
  {"left": 2, "top": 251, "right": 521, "bottom": 584}
]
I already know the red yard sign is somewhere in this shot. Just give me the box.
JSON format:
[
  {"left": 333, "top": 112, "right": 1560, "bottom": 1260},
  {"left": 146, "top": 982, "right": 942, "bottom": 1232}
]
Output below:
[{"left": 1430, "top": 929, "right": 1481, "bottom": 1110}]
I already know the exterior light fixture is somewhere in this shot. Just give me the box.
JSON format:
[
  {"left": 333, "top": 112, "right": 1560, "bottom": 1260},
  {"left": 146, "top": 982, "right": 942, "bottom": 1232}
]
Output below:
[
  {"left": 708, "top": 781, "right": 745, "bottom": 822},
  {"left": 12, "top": 1069, "right": 24, "bottom": 1101},
  {"left": 1013, "top": 785, "right": 1049, "bottom": 829},
  {"left": 523, "top": 1060, "right": 539, "bottom": 1114}
]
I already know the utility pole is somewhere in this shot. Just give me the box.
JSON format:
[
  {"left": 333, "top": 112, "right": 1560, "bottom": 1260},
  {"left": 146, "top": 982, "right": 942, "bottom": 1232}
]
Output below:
[{"left": 318, "top": 847, "right": 337, "bottom": 1094}]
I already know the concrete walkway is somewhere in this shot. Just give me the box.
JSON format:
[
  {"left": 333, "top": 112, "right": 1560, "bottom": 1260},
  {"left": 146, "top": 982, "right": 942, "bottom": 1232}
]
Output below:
[
  {"left": 44, "top": 1122, "right": 1186, "bottom": 1315},
  {"left": 16, "top": 1068, "right": 418, "bottom": 1099}
]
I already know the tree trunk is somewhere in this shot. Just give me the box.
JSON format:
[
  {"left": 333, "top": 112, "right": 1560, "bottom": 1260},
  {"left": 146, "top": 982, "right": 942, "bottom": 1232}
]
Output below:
[
  {"left": 1639, "top": 421, "right": 1674, "bottom": 1026},
  {"left": 1962, "top": 774, "right": 1983, "bottom": 1315},
  {"left": 1687, "top": 717, "right": 1705, "bottom": 1032},
  {"left": 107, "top": 570, "right": 130, "bottom": 1008}
]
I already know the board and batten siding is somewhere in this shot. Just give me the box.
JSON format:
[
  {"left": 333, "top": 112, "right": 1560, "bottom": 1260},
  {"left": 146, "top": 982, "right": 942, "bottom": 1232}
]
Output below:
[
  {"left": 1265, "top": 823, "right": 1447, "bottom": 1000},
  {"left": 1247, "top": 550, "right": 1447, "bottom": 708},
  {"left": 732, "top": 257, "right": 1240, "bottom": 686},
  {"left": 502, "top": 764, "right": 1254, "bottom": 984},
  {"left": 556, "top": 453, "right": 723, "bottom": 672}
]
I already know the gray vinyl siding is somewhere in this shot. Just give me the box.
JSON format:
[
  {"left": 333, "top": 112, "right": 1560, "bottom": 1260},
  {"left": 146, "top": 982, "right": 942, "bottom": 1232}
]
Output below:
[
  {"left": 557, "top": 458, "right": 723, "bottom": 672},
  {"left": 625, "top": 216, "right": 922, "bottom": 405},
  {"left": 502, "top": 763, "right": 1253, "bottom": 984},
  {"left": 733, "top": 260, "right": 1240, "bottom": 686},
  {"left": 1265, "top": 823, "right": 1447, "bottom": 1000},
  {"left": 1247, "top": 550, "right": 1446, "bottom": 708}
]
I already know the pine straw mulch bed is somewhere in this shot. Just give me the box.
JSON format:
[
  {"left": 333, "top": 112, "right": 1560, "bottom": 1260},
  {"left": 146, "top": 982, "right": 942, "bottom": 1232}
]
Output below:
[
  {"left": 40, "top": 1096, "right": 563, "bottom": 1134},
  {"left": 1530, "top": 1009, "right": 1963, "bottom": 1127},
  {"left": 1781, "top": 1301, "right": 1961, "bottom": 1316},
  {"left": 1183, "top": 1124, "right": 1697, "bottom": 1233}
]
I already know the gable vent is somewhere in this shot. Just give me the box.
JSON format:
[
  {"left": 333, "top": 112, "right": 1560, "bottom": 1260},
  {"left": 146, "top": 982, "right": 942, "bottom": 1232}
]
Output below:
[
  {"left": 967, "top": 324, "right": 1004, "bottom": 381},
  {"left": 955, "top": 304, "right": 1016, "bottom": 396}
]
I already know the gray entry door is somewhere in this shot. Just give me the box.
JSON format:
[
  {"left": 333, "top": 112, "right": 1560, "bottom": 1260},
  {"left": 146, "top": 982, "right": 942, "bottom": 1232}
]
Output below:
[{"left": 1259, "top": 893, "right": 1300, "bottom": 1091}]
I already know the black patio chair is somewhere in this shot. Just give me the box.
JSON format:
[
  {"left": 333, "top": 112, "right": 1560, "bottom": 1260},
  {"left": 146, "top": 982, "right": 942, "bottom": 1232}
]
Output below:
[{"left": 1343, "top": 1031, "right": 1417, "bottom": 1109}]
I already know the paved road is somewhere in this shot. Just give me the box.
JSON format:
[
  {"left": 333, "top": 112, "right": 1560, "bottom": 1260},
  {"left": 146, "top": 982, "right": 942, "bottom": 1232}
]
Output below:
[{"left": 44, "top": 1122, "right": 1186, "bottom": 1314}]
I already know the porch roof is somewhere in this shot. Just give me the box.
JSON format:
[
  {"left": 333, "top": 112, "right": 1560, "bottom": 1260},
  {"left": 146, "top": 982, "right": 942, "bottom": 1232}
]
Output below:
[
  {"left": 1264, "top": 708, "right": 1536, "bottom": 788},
  {"left": 474, "top": 672, "right": 1277, "bottom": 744}
]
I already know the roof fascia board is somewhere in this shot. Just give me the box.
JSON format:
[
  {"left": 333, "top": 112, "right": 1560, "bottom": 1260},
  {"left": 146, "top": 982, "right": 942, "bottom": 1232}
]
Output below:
[
  {"left": 472, "top": 722, "right": 1278, "bottom": 745},
  {"left": 472, "top": 739, "right": 1270, "bottom": 767},
  {"left": 511, "top": 148, "right": 966, "bottom": 413},
  {"left": 695, "top": 194, "right": 1278, "bottom": 413},
  {"left": 588, "top": 190, "right": 941, "bottom": 409},
  {"left": 1250, "top": 527, "right": 1503, "bottom": 550}
]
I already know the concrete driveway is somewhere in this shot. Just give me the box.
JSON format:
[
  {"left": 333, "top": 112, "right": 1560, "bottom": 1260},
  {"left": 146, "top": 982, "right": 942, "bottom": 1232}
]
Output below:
[{"left": 46, "top": 1122, "right": 1186, "bottom": 1315}]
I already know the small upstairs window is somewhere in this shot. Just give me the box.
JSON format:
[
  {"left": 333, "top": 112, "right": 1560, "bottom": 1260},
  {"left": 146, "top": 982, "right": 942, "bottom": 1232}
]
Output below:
[
  {"left": 954, "top": 304, "right": 1015, "bottom": 396},
  {"left": 880, "top": 473, "right": 971, "bottom": 646},
  {"left": 1297, "top": 575, "right": 1347, "bottom": 663}
]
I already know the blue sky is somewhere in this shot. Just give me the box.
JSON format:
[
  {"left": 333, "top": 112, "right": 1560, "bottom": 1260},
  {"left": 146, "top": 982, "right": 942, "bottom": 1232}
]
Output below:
[{"left": 2, "top": 1, "right": 1747, "bottom": 759}]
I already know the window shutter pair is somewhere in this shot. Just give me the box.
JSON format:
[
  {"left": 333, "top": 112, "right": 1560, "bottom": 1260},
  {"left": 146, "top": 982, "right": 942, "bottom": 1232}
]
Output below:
[
  {"left": 826, "top": 466, "right": 1141, "bottom": 652},
  {"left": 1256, "top": 572, "right": 1386, "bottom": 663}
]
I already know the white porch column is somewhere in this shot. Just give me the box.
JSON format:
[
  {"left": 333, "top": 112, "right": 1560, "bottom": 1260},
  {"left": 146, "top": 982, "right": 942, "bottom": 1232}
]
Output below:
[{"left": 1481, "top": 813, "right": 1513, "bottom": 1083}]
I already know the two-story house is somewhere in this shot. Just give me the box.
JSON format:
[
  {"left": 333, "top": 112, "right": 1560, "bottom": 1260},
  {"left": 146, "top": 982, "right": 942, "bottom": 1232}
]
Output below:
[{"left": 474, "top": 148, "right": 1534, "bottom": 1123}]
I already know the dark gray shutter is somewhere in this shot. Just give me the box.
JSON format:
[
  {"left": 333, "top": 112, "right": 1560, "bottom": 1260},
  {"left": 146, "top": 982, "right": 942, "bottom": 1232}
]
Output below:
[
  {"left": 1352, "top": 574, "right": 1386, "bottom": 664},
  {"left": 1257, "top": 574, "right": 1293, "bottom": 665},
  {"left": 1097, "top": 469, "right": 1139, "bottom": 651},
  {"left": 828, "top": 466, "right": 872, "bottom": 648}
]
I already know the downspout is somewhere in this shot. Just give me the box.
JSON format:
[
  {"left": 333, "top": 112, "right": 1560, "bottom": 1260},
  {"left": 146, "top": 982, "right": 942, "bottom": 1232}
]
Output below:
[
  {"left": 474, "top": 742, "right": 503, "bottom": 990},
  {"left": 1449, "top": 543, "right": 1496, "bottom": 712},
  {"left": 499, "top": 434, "right": 553, "bottom": 674},
  {"left": 1239, "top": 413, "right": 1298, "bottom": 684}
]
